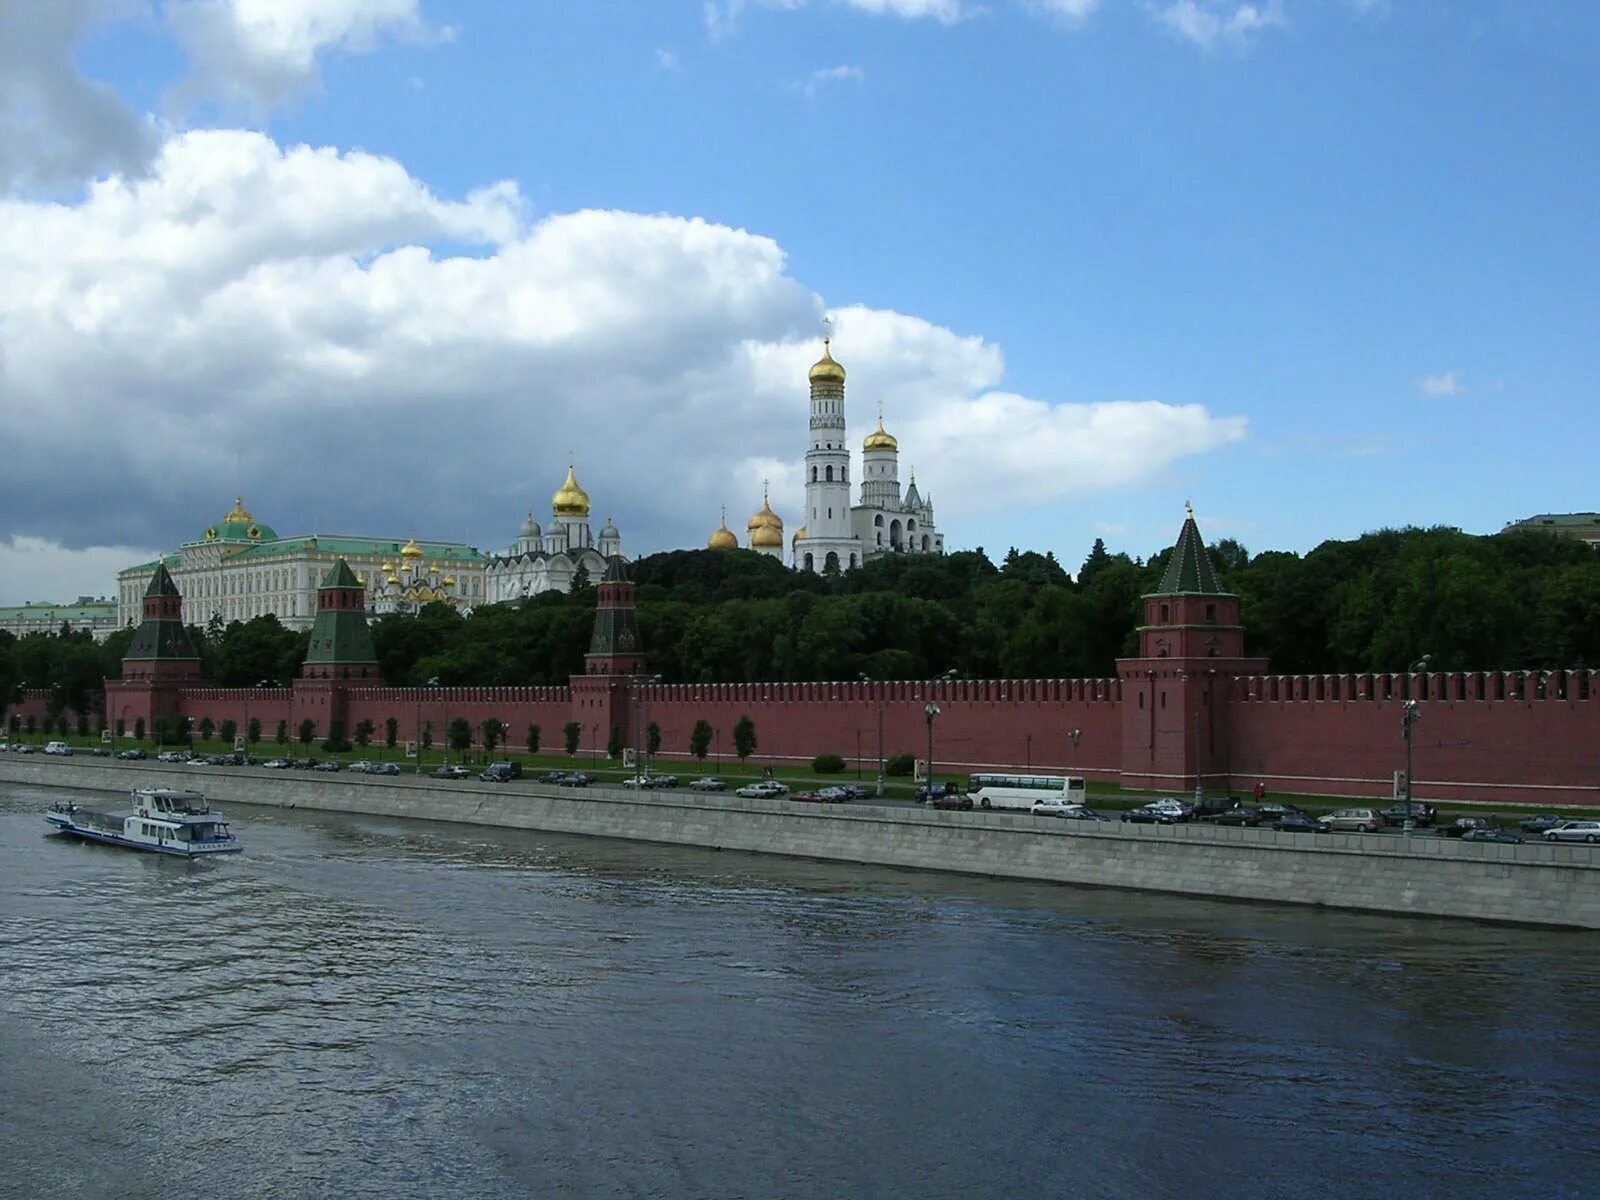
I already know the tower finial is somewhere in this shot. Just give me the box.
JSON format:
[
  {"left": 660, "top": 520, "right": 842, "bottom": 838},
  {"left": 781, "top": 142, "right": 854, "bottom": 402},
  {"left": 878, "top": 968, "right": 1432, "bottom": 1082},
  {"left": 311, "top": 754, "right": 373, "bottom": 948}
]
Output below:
[
  {"left": 762, "top": 477, "right": 770, "bottom": 504},
  {"left": 1185, "top": 498, "right": 1194, "bottom": 519}
]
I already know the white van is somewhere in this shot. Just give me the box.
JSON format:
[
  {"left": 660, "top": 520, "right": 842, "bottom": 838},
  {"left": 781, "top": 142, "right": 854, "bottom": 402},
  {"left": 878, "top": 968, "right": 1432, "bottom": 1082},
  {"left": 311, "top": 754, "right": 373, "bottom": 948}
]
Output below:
[{"left": 44, "top": 741, "right": 74, "bottom": 756}]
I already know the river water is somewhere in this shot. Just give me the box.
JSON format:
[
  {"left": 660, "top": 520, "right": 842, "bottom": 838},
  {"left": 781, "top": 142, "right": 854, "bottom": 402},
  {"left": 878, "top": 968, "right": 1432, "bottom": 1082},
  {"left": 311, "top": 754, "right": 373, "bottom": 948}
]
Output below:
[{"left": 1, "top": 781, "right": 1596, "bottom": 1200}]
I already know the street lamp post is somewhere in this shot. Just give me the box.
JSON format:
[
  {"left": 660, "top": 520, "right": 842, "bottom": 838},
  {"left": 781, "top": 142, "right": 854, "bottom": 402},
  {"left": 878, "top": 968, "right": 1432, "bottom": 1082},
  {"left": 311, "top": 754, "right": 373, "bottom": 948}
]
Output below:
[
  {"left": 859, "top": 672, "right": 885, "bottom": 797},
  {"left": 924, "top": 702, "right": 941, "bottom": 797},
  {"left": 1402, "top": 656, "right": 1429, "bottom": 830}
]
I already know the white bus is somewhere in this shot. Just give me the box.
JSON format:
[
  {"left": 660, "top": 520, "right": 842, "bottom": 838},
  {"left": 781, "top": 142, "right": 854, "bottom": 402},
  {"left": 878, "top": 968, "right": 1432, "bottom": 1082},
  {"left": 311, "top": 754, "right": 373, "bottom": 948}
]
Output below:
[{"left": 966, "top": 773, "right": 1088, "bottom": 811}]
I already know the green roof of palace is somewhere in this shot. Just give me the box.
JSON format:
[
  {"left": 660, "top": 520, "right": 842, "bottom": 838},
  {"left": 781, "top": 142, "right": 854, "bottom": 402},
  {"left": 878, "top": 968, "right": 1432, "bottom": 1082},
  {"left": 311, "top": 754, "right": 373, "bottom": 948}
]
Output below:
[
  {"left": 120, "top": 538, "right": 484, "bottom": 577},
  {"left": 1152, "top": 508, "right": 1227, "bottom": 596},
  {"left": 0, "top": 603, "right": 118, "bottom": 622},
  {"left": 1504, "top": 513, "right": 1600, "bottom": 530}
]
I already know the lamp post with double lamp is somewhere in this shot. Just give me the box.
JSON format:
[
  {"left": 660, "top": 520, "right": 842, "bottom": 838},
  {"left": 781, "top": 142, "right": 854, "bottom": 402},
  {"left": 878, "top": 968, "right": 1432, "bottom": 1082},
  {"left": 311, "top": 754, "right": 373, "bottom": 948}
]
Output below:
[
  {"left": 415, "top": 676, "right": 440, "bottom": 774},
  {"left": 1402, "top": 655, "right": 1430, "bottom": 830},
  {"left": 924, "top": 702, "right": 941, "bottom": 798},
  {"left": 858, "top": 672, "right": 885, "bottom": 797},
  {"left": 633, "top": 673, "right": 661, "bottom": 782}
]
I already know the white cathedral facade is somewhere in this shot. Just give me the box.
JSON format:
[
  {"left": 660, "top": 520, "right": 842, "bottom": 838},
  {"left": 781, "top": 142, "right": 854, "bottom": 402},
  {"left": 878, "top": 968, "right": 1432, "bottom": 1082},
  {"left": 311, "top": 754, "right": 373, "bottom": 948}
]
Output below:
[
  {"left": 485, "top": 466, "right": 623, "bottom": 603},
  {"left": 708, "top": 340, "right": 944, "bottom": 573}
]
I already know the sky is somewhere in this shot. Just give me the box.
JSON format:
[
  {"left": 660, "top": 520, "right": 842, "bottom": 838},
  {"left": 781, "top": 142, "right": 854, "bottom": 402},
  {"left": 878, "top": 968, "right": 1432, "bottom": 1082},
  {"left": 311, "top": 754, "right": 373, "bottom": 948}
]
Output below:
[{"left": 1, "top": 0, "right": 1596, "bottom": 604}]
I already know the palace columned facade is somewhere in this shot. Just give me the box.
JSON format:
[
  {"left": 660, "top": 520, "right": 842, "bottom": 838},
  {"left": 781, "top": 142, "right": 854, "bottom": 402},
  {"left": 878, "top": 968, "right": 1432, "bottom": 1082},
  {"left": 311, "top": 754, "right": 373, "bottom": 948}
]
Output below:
[{"left": 116, "top": 498, "right": 485, "bottom": 632}]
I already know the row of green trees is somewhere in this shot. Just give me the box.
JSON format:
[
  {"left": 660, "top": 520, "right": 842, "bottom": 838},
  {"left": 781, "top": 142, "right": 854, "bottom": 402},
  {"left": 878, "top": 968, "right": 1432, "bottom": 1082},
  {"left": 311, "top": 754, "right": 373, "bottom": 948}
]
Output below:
[{"left": 4, "top": 526, "right": 1596, "bottom": 714}]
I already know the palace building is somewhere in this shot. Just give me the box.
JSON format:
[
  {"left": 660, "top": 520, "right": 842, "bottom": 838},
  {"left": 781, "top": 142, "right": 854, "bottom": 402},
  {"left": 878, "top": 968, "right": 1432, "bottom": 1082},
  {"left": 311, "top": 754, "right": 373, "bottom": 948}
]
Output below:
[{"left": 116, "top": 497, "right": 486, "bottom": 632}]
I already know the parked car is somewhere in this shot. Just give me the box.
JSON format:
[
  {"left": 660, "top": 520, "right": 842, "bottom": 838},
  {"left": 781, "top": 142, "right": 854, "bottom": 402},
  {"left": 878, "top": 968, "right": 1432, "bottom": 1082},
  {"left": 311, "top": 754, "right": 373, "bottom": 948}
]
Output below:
[
  {"left": 1147, "top": 797, "right": 1194, "bottom": 820},
  {"left": 1199, "top": 805, "right": 1264, "bottom": 827},
  {"left": 790, "top": 791, "right": 826, "bottom": 803},
  {"left": 44, "top": 741, "right": 74, "bottom": 756},
  {"left": 1122, "top": 806, "right": 1179, "bottom": 825},
  {"left": 839, "top": 784, "right": 870, "bottom": 801},
  {"left": 1380, "top": 803, "right": 1438, "bottom": 827},
  {"left": 914, "top": 781, "right": 961, "bottom": 803},
  {"left": 312, "top": 760, "right": 341, "bottom": 772},
  {"left": 539, "top": 770, "right": 569, "bottom": 784},
  {"left": 689, "top": 777, "right": 726, "bottom": 792},
  {"left": 89, "top": 747, "right": 111, "bottom": 757},
  {"left": 116, "top": 748, "right": 148, "bottom": 760},
  {"left": 1257, "top": 802, "right": 1306, "bottom": 819},
  {"left": 1519, "top": 813, "right": 1569, "bottom": 834},
  {"left": 1439, "top": 816, "right": 1494, "bottom": 838},
  {"left": 261, "top": 757, "right": 291, "bottom": 769},
  {"left": 1032, "top": 797, "right": 1085, "bottom": 817},
  {"left": 931, "top": 792, "right": 974, "bottom": 810},
  {"left": 736, "top": 782, "right": 788, "bottom": 799},
  {"left": 370, "top": 762, "right": 401, "bottom": 776},
  {"left": 816, "top": 786, "right": 853, "bottom": 803},
  {"left": 204, "top": 754, "right": 230, "bottom": 766},
  {"left": 1271, "top": 813, "right": 1327, "bottom": 834},
  {"left": 559, "top": 772, "right": 592, "bottom": 788},
  {"left": 1544, "top": 820, "right": 1600, "bottom": 844},
  {"left": 1057, "top": 806, "right": 1109, "bottom": 821},
  {"left": 1319, "top": 808, "right": 1385, "bottom": 833},
  {"left": 481, "top": 762, "right": 516, "bottom": 783},
  {"left": 13, "top": 743, "right": 36, "bottom": 754},
  {"left": 348, "top": 760, "right": 375, "bottom": 774},
  {"left": 653, "top": 774, "right": 678, "bottom": 789},
  {"left": 1461, "top": 828, "right": 1524, "bottom": 844},
  {"left": 432, "top": 765, "right": 470, "bottom": 780},
  {"left": 622, "top": 774, "right": 654, "bottom": 789}
]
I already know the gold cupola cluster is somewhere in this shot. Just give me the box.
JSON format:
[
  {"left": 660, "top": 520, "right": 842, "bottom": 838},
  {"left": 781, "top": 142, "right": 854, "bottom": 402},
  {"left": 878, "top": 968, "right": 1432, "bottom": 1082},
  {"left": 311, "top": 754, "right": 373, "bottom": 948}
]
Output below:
[
  {"left": 748, "top": 488, "right": 784, "bottom": 549},
  {"left": 708, "top": 506, "right": 738, "bottom": 552},
  {"left": 552, "top": 465, "right": 591, "bottom": 517}
]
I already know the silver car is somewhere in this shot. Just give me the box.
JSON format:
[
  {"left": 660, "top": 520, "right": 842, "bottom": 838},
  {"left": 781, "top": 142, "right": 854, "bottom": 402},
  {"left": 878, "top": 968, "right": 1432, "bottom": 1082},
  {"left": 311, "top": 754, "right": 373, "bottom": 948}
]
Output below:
[
  {"left": 1318, "top": 808, "right": 1384, "bottom": 833},
  {"left": 1544, "top": 820, "right": 1600, "bottom": 844}
]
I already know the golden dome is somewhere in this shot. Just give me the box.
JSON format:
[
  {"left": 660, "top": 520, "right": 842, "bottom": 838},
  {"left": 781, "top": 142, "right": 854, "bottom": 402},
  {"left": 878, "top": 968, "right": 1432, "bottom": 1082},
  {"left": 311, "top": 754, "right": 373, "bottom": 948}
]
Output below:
[
  {"left": 751, "top": 523, "right": 783, "bottom": 549},
  {"left": 552, "top": 465, "right": 591, "bottom": 517},
  {"left": 400, "top": 538, "right": 424, "bottom": 560},
  {"left": 443, "top": 575, "right": 456, "bottom": 587},
  {"left": 223, "top": 497, "right": 254, "bottom": 525},
  {"left": 808, "top": 339, "right": 846, "bottom": 385},
  {"left": 863, "top": 419, "right": 897, "bottom": 452},
  {"left": 747, "top": 498, "right": 783, "bottom": 534},
  {"left": 708, "top": 524, "right": 738, "bottom": 551}
]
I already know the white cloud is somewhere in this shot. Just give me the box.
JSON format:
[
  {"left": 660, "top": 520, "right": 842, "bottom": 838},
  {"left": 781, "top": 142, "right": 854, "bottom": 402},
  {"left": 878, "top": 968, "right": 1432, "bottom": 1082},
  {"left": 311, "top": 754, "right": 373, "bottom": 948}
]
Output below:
[
  {"left": 0, "top": 128, "right": 1245, "bottom": 578},
  {"left": 166, "top": 0, "right": 449, "bottom": 109},
  {"left": 0, "top": 538, "right": 160, "bottom": 608},
  {"left": 1029, "top": 0, "right": 1102, "bottom": 25},
  {"left": 655, "top": 49, "right": 680, "bottom": 70},
  {"left": 705, "top": 0, "right": 965, "bottom": 41},
  {"left": 791, "top": 64, "right": 867, "bottom": 97},
  {"left": 1419, "top": 371, "right": 1465, "bottom": 397},
  {"left": 1154, "top": 1, "right": 1285, "bottom": 52},
  {"left": 0, "top": 2, "right": 160, "bottom": 191}
]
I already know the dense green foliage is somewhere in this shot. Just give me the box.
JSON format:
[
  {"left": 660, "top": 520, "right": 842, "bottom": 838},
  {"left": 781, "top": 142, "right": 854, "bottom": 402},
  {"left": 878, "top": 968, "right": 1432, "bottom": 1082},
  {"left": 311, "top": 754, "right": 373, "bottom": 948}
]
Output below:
[{"left": 1, "top": 529, "right": 1595, "bottom": 727}]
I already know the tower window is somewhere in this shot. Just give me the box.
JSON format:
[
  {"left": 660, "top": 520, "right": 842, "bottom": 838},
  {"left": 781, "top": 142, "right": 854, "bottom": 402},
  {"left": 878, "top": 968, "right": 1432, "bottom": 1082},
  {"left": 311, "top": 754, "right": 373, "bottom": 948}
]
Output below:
[
  {"left": 1205, "top": 603, "right": 1217, "bottom": 623},
  {"left": 826, "top": 466, "right": 833, "bottom": 482},
  {"left": 1160, "top": 603, "right": 1170, "bottom": 623}
]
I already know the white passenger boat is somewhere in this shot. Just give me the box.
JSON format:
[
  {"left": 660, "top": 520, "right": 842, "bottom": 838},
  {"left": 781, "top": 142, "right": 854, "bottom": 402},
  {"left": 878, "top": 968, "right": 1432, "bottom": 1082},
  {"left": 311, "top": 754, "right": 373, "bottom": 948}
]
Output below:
[{"left": 44, "top": 788, "right": 242, "bottom": 857}]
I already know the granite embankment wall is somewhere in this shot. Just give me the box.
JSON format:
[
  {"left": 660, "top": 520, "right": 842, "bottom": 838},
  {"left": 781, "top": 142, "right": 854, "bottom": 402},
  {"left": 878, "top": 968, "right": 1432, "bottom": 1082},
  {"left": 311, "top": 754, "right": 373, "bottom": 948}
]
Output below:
[{"left": 6, "top": 759, "right": 1598, "bottom": 930}]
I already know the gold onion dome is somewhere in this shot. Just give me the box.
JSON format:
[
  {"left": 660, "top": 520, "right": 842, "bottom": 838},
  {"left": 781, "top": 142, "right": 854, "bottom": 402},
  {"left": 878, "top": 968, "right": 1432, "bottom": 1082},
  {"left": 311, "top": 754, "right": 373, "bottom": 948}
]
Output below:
[
  {"left": 400, "top": 538, "right": 423, "bottom": 560},
  {"left": 552, "top": 465, "right": 591, "bottom": 516},
  {"left": 808, "top": 339, "right": 846, "bottom": 384},
  {"left": 863, "top": 419, "right": 897, "bottom": 452},
  {"left": 751, "top": 523, "right": 783, "bottom": 550},
  {"left": 708, "top": 524, "right": 738, "bottom": 551},
  {"left": 747, "top": 498, "right": 783, "bottom": 534}
]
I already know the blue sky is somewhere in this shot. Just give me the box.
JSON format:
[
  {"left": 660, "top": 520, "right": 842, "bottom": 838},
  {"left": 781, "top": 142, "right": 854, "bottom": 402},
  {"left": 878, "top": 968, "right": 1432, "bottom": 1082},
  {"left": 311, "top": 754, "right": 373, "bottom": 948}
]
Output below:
[{"left": 1, "top": 0, "right": 1596, "bottom": 602}]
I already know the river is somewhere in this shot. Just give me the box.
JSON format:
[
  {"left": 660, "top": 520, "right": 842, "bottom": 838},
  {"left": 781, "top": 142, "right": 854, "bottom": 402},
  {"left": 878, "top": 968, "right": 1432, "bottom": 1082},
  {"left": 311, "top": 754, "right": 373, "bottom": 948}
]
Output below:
[{"left": 1, "top": 781, "right": 1595, "bottom": 1199}]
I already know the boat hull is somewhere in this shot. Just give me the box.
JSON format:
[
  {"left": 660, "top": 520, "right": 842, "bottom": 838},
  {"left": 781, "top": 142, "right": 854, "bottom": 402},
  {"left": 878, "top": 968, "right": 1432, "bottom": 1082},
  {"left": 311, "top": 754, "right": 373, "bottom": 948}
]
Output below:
[{"left": 44, "top": 813, "right": 242, "bottom": 857}]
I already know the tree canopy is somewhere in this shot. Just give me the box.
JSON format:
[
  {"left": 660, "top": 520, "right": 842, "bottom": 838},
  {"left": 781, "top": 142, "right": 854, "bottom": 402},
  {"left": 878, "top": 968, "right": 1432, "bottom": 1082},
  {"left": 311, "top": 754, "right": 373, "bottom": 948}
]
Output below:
[{"left": 3, "top": 527, "right": 1594, "bottom": 709}]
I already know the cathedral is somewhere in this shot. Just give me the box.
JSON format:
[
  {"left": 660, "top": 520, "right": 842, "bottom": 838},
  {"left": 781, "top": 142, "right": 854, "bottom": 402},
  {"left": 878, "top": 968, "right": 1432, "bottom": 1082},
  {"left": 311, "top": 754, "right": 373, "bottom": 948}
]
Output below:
[
  {"left": 708, "top": 339, "right": 944, "bottom": 572},
  {"left": 484, "top": 465, "right": 623, "bottom": 602}
]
